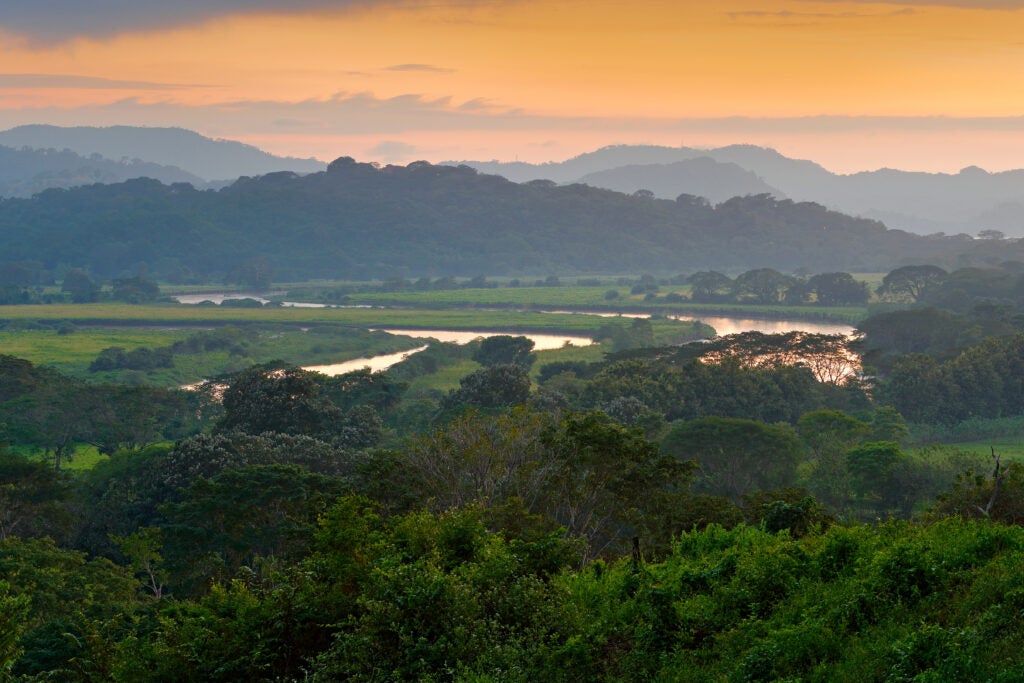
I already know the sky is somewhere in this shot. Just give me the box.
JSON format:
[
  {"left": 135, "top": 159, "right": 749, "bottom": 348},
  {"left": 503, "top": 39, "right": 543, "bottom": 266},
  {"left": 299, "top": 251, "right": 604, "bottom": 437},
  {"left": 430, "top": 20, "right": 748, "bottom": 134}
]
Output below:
[{"left": 0, "top": 0, "right": 1023, "bottom": 173}]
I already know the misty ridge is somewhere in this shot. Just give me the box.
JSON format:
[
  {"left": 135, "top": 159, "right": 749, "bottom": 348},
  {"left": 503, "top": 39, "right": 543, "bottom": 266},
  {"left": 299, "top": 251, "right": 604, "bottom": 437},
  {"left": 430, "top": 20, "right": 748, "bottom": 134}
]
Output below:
[
  {"left": 450, "top": 144, "right": 1024, "bottom": 238},
  {"left": 0, "top": 125, "right": 325, "bottom": 187},
  {"left": 0, "top": 153, "right": 977, "bottom": 283},
  {"left": 2, "top": 126, "right": 1024, "bottom": 240}
]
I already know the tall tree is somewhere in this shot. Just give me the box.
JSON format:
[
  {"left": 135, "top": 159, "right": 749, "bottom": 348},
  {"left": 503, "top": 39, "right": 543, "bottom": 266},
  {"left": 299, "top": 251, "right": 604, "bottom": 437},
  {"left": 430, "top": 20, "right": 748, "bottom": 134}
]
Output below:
[
  {"left": 472, "top": 335, "right": 536, "bottom": 369},
  {"left": 733, "top": 268, "right": 795, "bottom": 305},
  {"left": 661, "top": 416, "right": 802, "bottom": 500},
  {"left": 876, "top": 264, "right": 948, "bottom": 302}
]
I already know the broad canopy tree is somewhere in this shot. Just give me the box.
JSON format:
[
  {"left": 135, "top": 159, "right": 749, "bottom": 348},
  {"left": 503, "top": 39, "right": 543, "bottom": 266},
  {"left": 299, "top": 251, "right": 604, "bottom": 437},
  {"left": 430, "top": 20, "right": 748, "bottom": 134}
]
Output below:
[
  {"left": 217, "top": 363, "right": 383, "bottom": 449},
  {"left": 876, "top": 264, "right": 948, "bottom": 303},
  {"left": 661, "top": 416, "right": 802, "bottom": 501}
]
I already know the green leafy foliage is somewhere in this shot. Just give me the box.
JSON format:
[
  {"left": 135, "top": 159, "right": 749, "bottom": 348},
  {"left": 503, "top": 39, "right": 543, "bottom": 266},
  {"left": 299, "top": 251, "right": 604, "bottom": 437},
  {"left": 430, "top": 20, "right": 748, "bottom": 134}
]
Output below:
[
  {"left": 662, "top": 417, "right": 803, "bottom": 500},
  {"left": 217, "top": 364, "right": 384, "bottom": 448},
  {"left": 0, "top": 163, "right": 956, "bottom": 281}
]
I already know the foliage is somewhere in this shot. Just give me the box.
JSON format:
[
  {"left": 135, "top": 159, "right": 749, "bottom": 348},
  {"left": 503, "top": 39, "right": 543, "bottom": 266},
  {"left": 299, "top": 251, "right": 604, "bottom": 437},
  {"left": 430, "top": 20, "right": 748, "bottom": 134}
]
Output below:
[
  {"left": 217, "top": 364, "right": 384, "bottom": 448},
  {"left": 110, "top": 276, "right": 160, "bottom": 303},
  {"left": 661, "top": 417, "right": 803, "bottom": 500},
  {"left": 582, "top": 355, "right": 826, "bottom": 424},
  {"left": 442, "top": 364, "right": 532, "bottom": 410},
  {"left": 881, "top": 334, "right": 1024, "bottom": 424},
  {"left": 0, "top": 447, "right": 73, "bottom": 541},
  {"left": 0, "top": 163, "right": 957, "bottom": 281},
  {"left": 876, "top": 264, "right": 948, "bottom": 303},
  {"left": 472, "top": 334, "right": 536, "bottom": 369}
]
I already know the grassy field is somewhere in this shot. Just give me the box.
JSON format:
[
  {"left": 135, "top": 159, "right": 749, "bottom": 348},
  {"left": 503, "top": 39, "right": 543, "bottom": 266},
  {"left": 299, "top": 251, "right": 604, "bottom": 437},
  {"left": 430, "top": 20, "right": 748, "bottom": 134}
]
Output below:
[
  {"left": 0, "top": 323, "right": 425, "bottom": 384},
  {"left": 406, "top": 360, "right": 482, "bottom": 394},
  {"left": 12, "top": 443, "right": 110, "bottom": 471},
  {"left": 0, "top": 327, "right": 191, "bottom": 370},
  {"left": 0, "top": 302, "right": 699, "bottom": 333},
  {"left": 533, "top": 341, "right": 608, "bottom": 372},
  {"left": 339, "top": 286, "right": 868, "bottom": 324},
  {"left": 0, "top": 300, "right": 704, "bottom": 386},
  {"left": 936, "top": 439, "right": 1024, "bottom": 462}
]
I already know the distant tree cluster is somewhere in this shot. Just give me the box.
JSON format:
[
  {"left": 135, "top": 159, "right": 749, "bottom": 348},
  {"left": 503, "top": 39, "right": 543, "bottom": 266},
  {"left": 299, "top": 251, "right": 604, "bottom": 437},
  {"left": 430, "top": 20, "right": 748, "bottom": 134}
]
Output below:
[
  {"left": 0, "top": 162, "right": 960, "bottom": 282},
  {"left": 686, "top": 268, "right": 869, "bottom": 306}
]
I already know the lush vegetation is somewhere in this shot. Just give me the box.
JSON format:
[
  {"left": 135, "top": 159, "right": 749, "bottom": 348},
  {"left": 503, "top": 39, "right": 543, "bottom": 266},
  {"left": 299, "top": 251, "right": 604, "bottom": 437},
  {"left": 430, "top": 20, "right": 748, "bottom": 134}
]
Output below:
[
  {"left": 0, "top": 160, "right": 970, "bottom": 284},
  {"left": 7, "top": 261, "right": 1024, "bottom": 679}
]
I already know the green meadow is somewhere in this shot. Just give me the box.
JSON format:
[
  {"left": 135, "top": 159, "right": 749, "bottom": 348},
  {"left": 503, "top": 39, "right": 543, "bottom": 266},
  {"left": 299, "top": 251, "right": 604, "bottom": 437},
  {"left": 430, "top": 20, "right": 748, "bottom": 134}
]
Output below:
[{"left": 0, "top": 299, "right": 707, "bottom": 386}]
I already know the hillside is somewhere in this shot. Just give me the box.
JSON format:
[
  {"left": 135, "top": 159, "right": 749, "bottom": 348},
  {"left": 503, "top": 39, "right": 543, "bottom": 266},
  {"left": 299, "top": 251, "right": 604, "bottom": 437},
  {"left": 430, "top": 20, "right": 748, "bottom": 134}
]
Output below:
[
  {"left": 0, "top": 145, "right": 206, "bottom": 198},
  {"left": 576, "top": 156, "right": 783, "bottom": 204},
  {"left": 0, "top": 125, "right": 326, "bottom": 181},
  {"left": 0, "top": 157, "right": 962, "bottom": 282},
  {"left": 452, "top": 144, "right": 1024, "bottom": 237}
]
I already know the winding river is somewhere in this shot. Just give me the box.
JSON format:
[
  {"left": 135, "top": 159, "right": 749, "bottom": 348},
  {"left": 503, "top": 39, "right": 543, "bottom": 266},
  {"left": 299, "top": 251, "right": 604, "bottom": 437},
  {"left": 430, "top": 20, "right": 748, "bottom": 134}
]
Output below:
[{"left": 172, "top": 292, "right": 855, "bottom": 375}]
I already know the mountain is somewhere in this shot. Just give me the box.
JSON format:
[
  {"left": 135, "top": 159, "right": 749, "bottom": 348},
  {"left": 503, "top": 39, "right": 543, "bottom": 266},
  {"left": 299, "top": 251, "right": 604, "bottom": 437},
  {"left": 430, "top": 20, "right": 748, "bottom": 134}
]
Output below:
[
  {"left": 451, "top": 145, "right": 1024, "bottom": 237},
  {"left": 0, "top": 158, "right": 963, "bottom": 282},
  {"left": 0, "top": 145, "right": 206, "bottom": 198},
  {"left": 0, "top": 125, "right": 326, "bottom": 181},
  {"left": 576, "top": 157, "right": 783, "bottom": 204}
]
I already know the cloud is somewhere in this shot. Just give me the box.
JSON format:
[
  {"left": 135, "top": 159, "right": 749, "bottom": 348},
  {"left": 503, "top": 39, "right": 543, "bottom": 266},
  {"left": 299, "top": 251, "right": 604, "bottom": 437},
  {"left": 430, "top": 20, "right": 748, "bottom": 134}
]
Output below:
[
  {"left": 728, "top": 7, "right": 918, "bottom": 24},
  {"left": 458, "top": 98, "right": 493, "bottom": 111},
  {"left": 367, "top": 140, "right": 420, "bottom": 161},
  {"left": 0, "top": 73, "right": 213, "bottom": 89},
  {"left": 0, "top": 1, "right": 387, "bottom": 44},
  {"left": 3, "top": 1, "right": 1020, "bottom": 44},
  {"left": 384, "top": 64, "right": 456, "bottom": 74},
  {"left": 799, "top": 0, "right": 1024, "bottom": 7},
  {"left": 4, "top": 92, "right": 1024, "bottom": 139}
]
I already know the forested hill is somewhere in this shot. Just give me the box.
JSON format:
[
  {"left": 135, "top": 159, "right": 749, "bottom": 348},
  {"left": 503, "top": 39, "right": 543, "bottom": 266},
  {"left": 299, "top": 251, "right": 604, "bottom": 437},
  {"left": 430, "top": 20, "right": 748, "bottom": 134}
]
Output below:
[
  {"left": 0, "top": 144, "right": 206, "bottom": 198},
  {"left": 0, "top": 157, "right": 959, "bottom": 281},
  {"left": 0, "top": 125, "right": 326, "bottom": 182}
]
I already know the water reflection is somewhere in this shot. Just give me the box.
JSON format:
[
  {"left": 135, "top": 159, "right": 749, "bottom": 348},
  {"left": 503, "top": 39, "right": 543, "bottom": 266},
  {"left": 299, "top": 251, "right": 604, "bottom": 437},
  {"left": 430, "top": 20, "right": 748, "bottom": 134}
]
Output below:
[
  {"left": 669, "top": 315, "right": 854, "bottom": 337},
  {"left": 369, "top": 329, "right": 594, "bottom": 350},
  {"left": 304, "top": 345, "right": 430, "bottom": 376}
]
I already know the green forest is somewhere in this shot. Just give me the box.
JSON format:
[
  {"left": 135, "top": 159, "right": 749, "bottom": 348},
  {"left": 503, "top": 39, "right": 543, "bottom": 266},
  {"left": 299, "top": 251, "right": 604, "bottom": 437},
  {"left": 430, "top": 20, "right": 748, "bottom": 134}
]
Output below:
[
  {"left": 0, "top": 159, "right": 982, "bottom": 284},
  {"left": 3, "top": 261, "right": 1024, "bottom": 680}
]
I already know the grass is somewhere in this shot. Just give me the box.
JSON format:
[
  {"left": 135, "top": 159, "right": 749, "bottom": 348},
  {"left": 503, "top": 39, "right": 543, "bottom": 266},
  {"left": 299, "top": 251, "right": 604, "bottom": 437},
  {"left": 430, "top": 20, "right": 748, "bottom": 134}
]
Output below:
[
  {"left": 13, "top": 444, "right": 110, "bottom": 471},
  {"left": 407, "top": 360, "right": 481, "bottom": 394},
  {"left": 938, "top": 439, "right": 1024, "bottom": 462},
  {"left": 0, "top": 328, "right": 190, "bottom": 371},
  {"left": 340, "top": 287, "right": 868, "bottom": 324},
  {"left": 0, "top": 323, "right": 426, "bottom": 386},
  {"left": 533, "top": 342, "right": 608, "bottom": 371},
  {"left": 0, "top": 302, "right": 706, "bottom": 380},
  {"left": 0, "top": 302, "right": 697, "bottom": 333}
]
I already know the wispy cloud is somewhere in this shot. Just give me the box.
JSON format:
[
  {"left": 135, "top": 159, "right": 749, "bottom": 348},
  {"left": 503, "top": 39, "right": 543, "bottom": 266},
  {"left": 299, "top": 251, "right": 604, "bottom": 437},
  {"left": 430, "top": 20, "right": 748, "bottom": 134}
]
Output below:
[
  {"left": 3, "top": 93, "right": 1024, "bottom": 137},
  {"left": 367, "top": 140, "right": 420, "bottom": 161},
  {"left": 801, "top": 0, "right": 1024, "bottom": 7},
  {"left": 0, "top": 73, "right": 214, "bottom": 90},
  {"left": 1, "top": 1, "right": 1021, "bottom": 44},
  {"left": 728, "top": 7, "right": 917, "bottom": 23},
  {"left": 384, "top": 64, "right": 457, "bottom": 74},
  {"left": 0, "top": 1, "right": 402, "bottom": 44}
]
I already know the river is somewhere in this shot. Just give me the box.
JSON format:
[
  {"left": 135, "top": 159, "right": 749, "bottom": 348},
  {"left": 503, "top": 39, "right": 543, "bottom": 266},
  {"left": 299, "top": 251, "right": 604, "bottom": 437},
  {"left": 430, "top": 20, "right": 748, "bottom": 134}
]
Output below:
[
  {"left": 303, "top": 345, "right": 430, "bottom": 376},
  {"left": 172, "top": 292, "right": 855, "bottom": 375},
  {"left": 305, "top": 331, "right": 594, "bottom": 376}
]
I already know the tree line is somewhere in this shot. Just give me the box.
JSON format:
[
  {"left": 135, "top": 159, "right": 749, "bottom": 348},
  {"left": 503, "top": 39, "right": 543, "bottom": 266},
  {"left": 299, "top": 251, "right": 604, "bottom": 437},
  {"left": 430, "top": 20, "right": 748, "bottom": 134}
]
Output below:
[{"left": 0, "top": 160, "right": 964, "bottom": 284}]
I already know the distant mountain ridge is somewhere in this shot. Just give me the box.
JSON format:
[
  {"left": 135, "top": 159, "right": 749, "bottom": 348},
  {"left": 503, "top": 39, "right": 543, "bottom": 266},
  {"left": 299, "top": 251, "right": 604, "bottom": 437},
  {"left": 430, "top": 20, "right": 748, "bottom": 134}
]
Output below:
[
  {"left": 0, "top": 157, "right": 967, "bottom": 282},
  {"left": 449, "top": 145, "right": 1024, "bottom": 237},
  {"left": 0, "top": 125, "right": 326, "bottom": 182},
  {"left": 577, "top": 157, "right": 783, "bottom": 204},
  {"left": 0, "top": 145, "right": 206, "bottom": 198}
]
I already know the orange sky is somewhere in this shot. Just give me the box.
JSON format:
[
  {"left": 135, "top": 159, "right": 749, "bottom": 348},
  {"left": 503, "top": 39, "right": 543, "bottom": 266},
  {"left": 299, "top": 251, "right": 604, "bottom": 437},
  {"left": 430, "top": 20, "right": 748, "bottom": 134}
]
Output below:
[{"left": 0, "top": 0, "right": 1023, "bottom": 172}]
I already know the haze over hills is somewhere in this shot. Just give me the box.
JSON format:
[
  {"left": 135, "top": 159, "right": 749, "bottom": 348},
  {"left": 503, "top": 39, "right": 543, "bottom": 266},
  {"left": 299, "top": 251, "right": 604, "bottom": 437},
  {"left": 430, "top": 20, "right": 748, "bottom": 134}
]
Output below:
[
  {"left": 2, "top": 126, "right": 1021, "bottom": 241},
  {"left": 576, "top": 157, "right": 783, "bottom": 205},
  {"left": 0, "top": 157, "right": 970, "bottom": 283},
  {"left": 451, "top": 145, "right": 1024, "bottom": 238},
  {"left": 0, "top": 125, "right": 326, "bottom": 182},
  {"left": 0, "top": 145, "right": 206, "bottom": 198}
]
